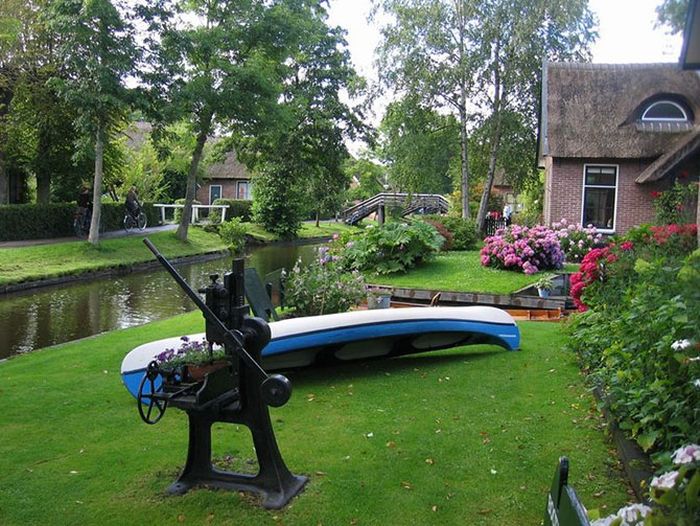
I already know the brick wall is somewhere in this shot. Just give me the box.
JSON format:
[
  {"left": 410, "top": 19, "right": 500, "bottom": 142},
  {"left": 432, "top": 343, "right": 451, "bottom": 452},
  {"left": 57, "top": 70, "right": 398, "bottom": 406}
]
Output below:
[
  {"left": 196, "top": 180, "right": 248, "bottom": 204},
  {"left": 544, "top": 157, "right": 667, "bottom": 235}
]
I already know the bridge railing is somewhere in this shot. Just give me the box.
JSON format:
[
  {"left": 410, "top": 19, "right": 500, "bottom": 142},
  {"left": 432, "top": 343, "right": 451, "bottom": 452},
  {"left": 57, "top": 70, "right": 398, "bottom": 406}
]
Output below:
[{"left": 342, "top": 193, "right": 449, "bottom": 224}]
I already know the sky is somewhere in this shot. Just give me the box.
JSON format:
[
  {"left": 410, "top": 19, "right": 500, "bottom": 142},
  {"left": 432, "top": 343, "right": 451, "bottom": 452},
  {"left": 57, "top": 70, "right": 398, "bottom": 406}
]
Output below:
[
  {"left": 327, "top": 0, "right": 684, "bottom": 82},
  {"left": 326, "top": 0, "right": 684, "bottom": 148}
]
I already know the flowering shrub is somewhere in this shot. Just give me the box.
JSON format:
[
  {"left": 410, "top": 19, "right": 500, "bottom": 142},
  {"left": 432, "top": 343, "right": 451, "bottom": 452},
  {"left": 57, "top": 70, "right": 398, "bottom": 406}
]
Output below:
[
  {"left": 566, "top": 246, "right": 700, "bottom": 453},
  {"left": 284, "top": 247, "right": 366, "bottom": 316},
  {"left": 591, "top": 444, "right": 700, "bottom": 525},
  {"left": 652, "top": 180, "right": 697, "bottom": 225},
  {"left": 551, "top": 218, "right": 604, "bottom": 262},
  {"left": 332, "top": 221, "right": 444, "bottom": 275},
  {"left": 155, "top": 336, "right": 225, "bottom": 368},
  {"left": 480, "top": 224, "right": 564, "bottom": 274}
]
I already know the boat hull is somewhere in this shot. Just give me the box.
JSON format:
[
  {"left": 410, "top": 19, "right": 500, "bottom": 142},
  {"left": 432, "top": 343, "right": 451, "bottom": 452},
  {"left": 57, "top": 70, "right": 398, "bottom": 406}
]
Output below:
[{"left": 121, "top": 306, "right": 520, "bottom": 399}]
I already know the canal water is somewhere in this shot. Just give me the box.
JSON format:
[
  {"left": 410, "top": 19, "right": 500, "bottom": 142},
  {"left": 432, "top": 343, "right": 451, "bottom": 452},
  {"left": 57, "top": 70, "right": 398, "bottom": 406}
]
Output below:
[{"left": 0, "top": 242, "right": 318, "bottom": 359}]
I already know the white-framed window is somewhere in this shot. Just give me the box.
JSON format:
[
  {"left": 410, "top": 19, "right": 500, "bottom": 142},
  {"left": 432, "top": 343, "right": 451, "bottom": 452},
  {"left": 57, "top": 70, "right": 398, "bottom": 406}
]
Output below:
[
  {"left": 209, "top": 184, "right": 222, "bottom": 204},
  {"left": 641, "top": 100, "right": 689, "bottom": 122},
  {"left": 582, "top": 165, "right": 617, "bottom": 232},
  {"left": 237, "top": 181, "right": 250, "bottom": 200}
]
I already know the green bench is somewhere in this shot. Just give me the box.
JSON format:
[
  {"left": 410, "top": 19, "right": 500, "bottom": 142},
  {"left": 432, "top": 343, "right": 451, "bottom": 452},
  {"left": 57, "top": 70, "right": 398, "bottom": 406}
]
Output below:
[{"left": 544, "top": 457, "right": 591, "bottom": 526}]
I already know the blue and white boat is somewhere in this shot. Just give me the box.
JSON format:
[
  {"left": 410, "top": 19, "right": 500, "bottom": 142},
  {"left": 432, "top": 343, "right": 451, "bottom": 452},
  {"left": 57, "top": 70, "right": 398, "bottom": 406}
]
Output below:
[{"left": 121, "top": 306, "right": 520, "bottom": 399}]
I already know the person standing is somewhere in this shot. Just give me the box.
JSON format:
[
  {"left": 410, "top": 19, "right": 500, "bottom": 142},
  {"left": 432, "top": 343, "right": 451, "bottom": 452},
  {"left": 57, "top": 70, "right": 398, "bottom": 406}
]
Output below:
[{"left": 503, "top": 203, "right": 513, "bottom": 226}]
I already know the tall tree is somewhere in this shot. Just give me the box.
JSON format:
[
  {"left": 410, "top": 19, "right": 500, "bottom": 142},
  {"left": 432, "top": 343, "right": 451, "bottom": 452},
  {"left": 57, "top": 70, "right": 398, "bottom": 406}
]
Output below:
[
  {"left": 237, "top": 2, "right": 366, "bottom": 237},
  {"left": 139, "top": 0, "right": 299, "bottom": 241},
  {"left": 379, "top": 96, "right": 458, "bottom": 194},
  {"left": 375, "top": 0, "right": 596, "bottom": 229},
  {"left": 49, "top": 0, "right": 137, "bottom": 244},
  {"left": 375, "top": 0, "right": 480, "bottom": 219}
]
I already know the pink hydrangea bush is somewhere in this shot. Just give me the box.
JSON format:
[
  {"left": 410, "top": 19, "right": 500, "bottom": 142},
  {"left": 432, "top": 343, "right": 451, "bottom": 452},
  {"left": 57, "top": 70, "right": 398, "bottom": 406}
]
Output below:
[
  {"left": 480, "top": 225, "right": 564, "bottom": 274},
  {"left": 552, "top": 218, "right": 604, "bottom": 263}
]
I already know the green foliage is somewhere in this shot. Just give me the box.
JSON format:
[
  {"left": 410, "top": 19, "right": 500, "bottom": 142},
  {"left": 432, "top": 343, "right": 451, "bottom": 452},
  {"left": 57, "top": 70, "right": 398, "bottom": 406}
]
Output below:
[
  {"left": 284, "top": 248, "right": 367, "bottom": 317},
  {"left": 422, "top": 214, "right": 479, "bottom": 251},
  {"left": 566, "top": 241, "right": 700, "bottom": 453},
  {"left": 0, "top": 202, "right": 161, "bottom": 241},
  {"left": 378, "top": 96, "right": 458, "bottom": 194},
  {"left": 655, "top": 0, "right": 690, "bottom": 34},
  {"left": 209, "top": 198, "right": 252, "bottom": 223},
  {"left": 653, "top": 181, "right": 697, "bottom": 225},
  {"left": 333, "top": 221, "right": 444, "bottom": 274},
  {"left": 344, "top": 157, "right": 386, "bottom": 202},
  {"left": 251, "top": 163, "right": 305, "bottom": 239},
  {"left": 218, "top": 217, "right": 246, "bottom": 254}
]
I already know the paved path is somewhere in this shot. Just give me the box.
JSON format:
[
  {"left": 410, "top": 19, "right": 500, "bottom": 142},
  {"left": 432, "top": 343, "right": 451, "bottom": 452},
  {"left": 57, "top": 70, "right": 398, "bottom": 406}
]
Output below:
[{"left": 0, "top": 224, "right": 178, "bottom": 248}]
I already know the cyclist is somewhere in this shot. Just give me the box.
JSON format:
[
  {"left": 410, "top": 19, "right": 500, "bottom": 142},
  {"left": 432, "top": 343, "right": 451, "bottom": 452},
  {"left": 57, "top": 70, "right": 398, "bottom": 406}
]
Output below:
[{"left": 125, "top": 186, "right": 141, "bottom": 217}]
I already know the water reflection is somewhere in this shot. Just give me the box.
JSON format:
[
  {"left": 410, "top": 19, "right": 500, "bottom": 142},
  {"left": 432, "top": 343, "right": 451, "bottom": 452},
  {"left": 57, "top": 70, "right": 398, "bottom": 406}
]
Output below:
[{"left": 0, "top": 242, "right": 318, "bottom": 359}]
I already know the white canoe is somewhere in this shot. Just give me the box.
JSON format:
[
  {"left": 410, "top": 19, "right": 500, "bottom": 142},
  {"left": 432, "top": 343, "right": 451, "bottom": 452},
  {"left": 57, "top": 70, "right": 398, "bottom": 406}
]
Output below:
[{"left": 121, "top": 306, "right": 520, "bottom": 399}]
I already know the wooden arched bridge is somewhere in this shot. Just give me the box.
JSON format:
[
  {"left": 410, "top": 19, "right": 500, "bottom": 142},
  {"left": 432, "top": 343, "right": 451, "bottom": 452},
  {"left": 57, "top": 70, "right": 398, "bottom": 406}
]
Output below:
[{"left": 341, "top": 193, "right": 449, "bottom": 225}]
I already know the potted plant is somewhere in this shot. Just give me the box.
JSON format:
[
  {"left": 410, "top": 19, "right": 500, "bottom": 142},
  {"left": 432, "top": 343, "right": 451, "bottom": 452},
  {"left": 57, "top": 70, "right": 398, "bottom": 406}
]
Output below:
[
  {"left": 155, "top": 336, "right": 229, "bottom": 382},
  {"left": 367, "top": 287, "right": 392, "bottom": 309},
  {"left": 535, "top": 274, "right": 555, "bottom": 298}
]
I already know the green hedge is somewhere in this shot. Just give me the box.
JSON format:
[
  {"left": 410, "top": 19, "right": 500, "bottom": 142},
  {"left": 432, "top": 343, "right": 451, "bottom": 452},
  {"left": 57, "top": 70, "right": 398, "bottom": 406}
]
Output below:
[
  {"left": 209, "top": 198, "right": 252, "bottom": 223},
  {"left": 0, "top": 202, "right": 161, "bottom": 242}
]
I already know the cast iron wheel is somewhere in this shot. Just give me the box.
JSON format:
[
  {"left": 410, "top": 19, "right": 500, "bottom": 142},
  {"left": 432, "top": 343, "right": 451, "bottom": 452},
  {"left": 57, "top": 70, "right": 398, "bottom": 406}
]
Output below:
[{"left": 137, "top": 361, "right": 167, "bottom": 424}]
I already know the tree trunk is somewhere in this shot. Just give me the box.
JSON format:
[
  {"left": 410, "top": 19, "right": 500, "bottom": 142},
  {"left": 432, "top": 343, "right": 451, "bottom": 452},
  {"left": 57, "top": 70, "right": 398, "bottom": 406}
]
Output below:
[
  {"left": 88, "top": 125, "right": 104, "bottom": 245},
  {"left": 177, "top": 111, "right": 212, "bottom": 241},
  {"left": 458, "top": 104, "right": 470, "bottom": 219},
  {"left": 476, "top": 116, "right": 503, "bottom": 232},
  {"left": 476, "top": 41, "right": 503, "bottom": 233},
  {"left": 315, "top": 210, "right": 320, "bottom": 228}
]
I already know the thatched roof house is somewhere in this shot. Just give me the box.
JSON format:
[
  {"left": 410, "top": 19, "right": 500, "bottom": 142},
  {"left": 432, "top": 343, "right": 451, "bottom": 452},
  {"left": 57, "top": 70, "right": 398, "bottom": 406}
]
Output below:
[{"left": 538, "top": 62, "right": 700, "bottom": 234}]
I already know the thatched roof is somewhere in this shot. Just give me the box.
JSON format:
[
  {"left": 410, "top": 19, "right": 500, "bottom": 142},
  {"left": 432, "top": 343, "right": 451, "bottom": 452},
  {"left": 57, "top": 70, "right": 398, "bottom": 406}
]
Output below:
[
  {"left": 636, "top": 126, "right": 700, "bottom": 182},
  {"left": 539, "top": 62, "right": 700, "bottom": 162},
  {"left": 205, "top": 150, "right": 249, "bottom": 180}
]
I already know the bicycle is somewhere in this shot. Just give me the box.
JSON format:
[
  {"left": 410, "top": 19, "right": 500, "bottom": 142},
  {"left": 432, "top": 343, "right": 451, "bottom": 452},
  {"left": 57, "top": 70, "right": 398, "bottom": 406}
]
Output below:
[
  {"left": 124, "top": 207, "right": 147, "bottom": 232},
  {"left": 73, "top": 207, "right": 91, "bottom": 238}
]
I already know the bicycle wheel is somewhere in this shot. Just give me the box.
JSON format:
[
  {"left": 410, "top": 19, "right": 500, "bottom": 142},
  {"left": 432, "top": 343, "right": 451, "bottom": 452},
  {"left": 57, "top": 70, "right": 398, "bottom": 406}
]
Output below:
[
  {"left": 137, "top": 211, "right": 147, "bottom": 230},
  {"left": 123, "top": 214, "right": 135, "bottom": 232}
]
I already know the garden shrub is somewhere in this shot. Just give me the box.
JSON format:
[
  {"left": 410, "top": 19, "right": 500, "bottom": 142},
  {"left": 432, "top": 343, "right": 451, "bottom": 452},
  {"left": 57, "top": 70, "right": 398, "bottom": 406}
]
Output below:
[
  {"left": 333, "top": 221, "right": 444, "bottom": 274},
  {"left": 551, "top": 218, "right": 604, "bottom": 262},
  {"left": 480, "top": 224, "right": 564, "bottom": 274},
  {"left": 218, "top": 217, "right": 247, "bottom": 254},
  {"left": 284, "top": 247, "right": 366, "bottom": 316},
  {"left": 0, "top": 201, "right": 160, "bottom": 241},
  {"left": 422, "top": 218, "right": 453, "bottom": 250},
  {"left": 566, "top": 225, "right": 700, "bottom": 454},
  {"left": 209, "top": 198, "right": 252, "bottom": 223},
  {"left": 441, "top": 216, "right": 478, "bottom": 250},
  {"left": 420, "top": 215, "right": 478, "bottom": 250},
  {"left": 651, "top": 180, "right": 697, "bottom": 225}
]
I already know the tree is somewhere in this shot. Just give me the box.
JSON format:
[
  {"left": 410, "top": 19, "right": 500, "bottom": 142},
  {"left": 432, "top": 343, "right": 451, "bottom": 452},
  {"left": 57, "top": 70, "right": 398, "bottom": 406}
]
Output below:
[
  {"left": 378, "top": 96, "right": 458, "bottom": 194},
  {"left": 375, "top": 0, "right": 481, "bottom": 219},
  {"left": 238, "top": 2, "right": 366, "bottom": 237},
  {"left": 139, "top": 0, "right": 301, "bottom": 241},
  {"left": 344, "top": 156, "right": 386, "bottom": 202},
  {"left": 655, "top": 0, "right": 690, "bottom": 33},
  {"left": 375, "top": 0, "right": 596, "bottom": 230},
  {"left": 49, "top": 0, "right": 137, "bottom": 244}
]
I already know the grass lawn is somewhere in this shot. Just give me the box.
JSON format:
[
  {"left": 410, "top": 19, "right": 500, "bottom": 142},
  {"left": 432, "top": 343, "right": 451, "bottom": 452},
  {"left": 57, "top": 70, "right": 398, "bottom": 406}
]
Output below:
[
  {"left": 243, "top": 221, "right": 355, "bottom": 243},
  {"left": 0, "top": 229, "right": 228, "bottom": 287},
  {"left": 370, "top": 251, "right": 540, "bottom": 294},
  {"left": 0, "top": 312, "right": 631, "bottom": 525}
]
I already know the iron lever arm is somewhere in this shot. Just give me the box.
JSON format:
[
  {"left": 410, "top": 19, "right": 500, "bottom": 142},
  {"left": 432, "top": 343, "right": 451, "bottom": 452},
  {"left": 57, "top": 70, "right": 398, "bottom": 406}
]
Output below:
[{"left": 143, "top": 238, "right": 268, "bottom": 382}]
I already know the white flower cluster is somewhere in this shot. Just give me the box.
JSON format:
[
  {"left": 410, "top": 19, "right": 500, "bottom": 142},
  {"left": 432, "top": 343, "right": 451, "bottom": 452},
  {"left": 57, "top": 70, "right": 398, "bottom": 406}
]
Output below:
[{"left": 590, "top": 503, "right": 651, "bottom": 526}]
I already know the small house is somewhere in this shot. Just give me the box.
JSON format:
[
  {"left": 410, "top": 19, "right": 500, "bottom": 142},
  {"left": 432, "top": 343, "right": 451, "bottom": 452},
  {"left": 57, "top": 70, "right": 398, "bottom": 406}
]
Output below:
[
  {"left": 538, "top": 62, "right": 700, "bottom": 234},
  {"left": 196, "top": 150, "right": 252, "bottom": 204}
]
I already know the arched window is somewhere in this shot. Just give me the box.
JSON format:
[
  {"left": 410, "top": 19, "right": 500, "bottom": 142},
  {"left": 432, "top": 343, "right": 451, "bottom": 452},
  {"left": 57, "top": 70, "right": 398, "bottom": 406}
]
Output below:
[{"left": 641, "top": 101, "right": 689, "bottom": 122}]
